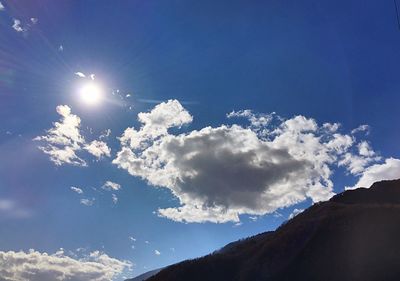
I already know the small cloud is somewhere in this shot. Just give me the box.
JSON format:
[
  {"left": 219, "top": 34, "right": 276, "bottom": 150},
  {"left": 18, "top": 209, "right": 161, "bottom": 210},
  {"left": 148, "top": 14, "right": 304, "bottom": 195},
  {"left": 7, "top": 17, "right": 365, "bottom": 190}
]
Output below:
[
  {"left": 75, "top": 72, "right": 86, "bottom": 78},
  {"left": 84, "top": 140, "right": 111, "bottom": 159},
  {"left": 249, "top": 216, "right": 258, "bottom": 222},
  {"left": 30, "top": 17, "right": 38, "bottom": 24},
  {"left": 80, "top": 198, "right": 95, "bottom": 206},
  {"left": 112, "top": 194, "right": 118, "bottom": 204},
  {"left": 0, "top": 1, "right": 5, "bottom": 11},
  {"left": 126, "top": 94, "right": 131, "bottom": 98},
  {"left": 289, "top": 208, "right": 304, "bottom": 219},
  {"left": 351, "top": 124, "right": 370, "bottom": 135},
  {"left": 154, "top": 250, "right": 161, "bottom": 256},
  {"left": 102, "top": 181, "right": 121, "bottom": 191},
  {"left": 129, "top": 236, "right": 136, "bottom": 242},
  {"left": 145, "top": 241, "right": 150, "bottom": 244},
  {"left": 90, "top": 74, "right": 95, "bottom": 80},
  {"left": 59, "top": 45, "right": 64, "bottom": 52},
  {"left": 70, "top": 186, "right": 83, "bottom": 194},
  {"left": 99, "top": 129, "right": 111, "bottom": 140},
  {"left": 233, "top": 222, "right": 243, "bottom": 227},
  {"left": 12, "top": 19, "right": 25, "bottom": 32}
]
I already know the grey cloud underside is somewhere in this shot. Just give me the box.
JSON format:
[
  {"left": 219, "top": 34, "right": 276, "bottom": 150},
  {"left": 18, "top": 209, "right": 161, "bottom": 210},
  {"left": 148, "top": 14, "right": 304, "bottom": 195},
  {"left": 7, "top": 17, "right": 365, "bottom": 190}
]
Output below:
[{"left": 164, "top": 129, "right": 311, "bottom": 210}]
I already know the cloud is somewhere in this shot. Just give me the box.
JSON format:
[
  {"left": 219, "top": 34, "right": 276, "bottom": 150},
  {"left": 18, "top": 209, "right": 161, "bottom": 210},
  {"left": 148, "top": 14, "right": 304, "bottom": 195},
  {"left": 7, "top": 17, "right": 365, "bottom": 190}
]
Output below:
[
  {"left": 288, "top": 208, "right": 304, "bottom": 219},
  {"left": 75, "top": 72, "right": 86, "bottom": 78},
  {"left": 84, "top": 140, "right": 111, "bottom": 159},
  {"left": 102, "top": 181, "right": 121, "bottom": 191},
  {"left": 34, "top": 105, "right": 87, "bottom": 166},
  {"left": 154, "top": 250, "right": 161, "bottom": 256},
  {"left": 346, "top": 158, "right": 400, "bottom": 189},
  {"left": 112, "top": 194, "right": 118, "bottom": 204},
  {"left": 113, "top": 100, "right": 379, "bottom": 223},
  {"left": 351, "top": 124, "right": 370, "bottom": 135},
  {"left": 0, "top": 199, "right": 31, "bottom": 219},
  {"left": 34, "top": 105, "right": 111, "bottom": 166},
  {"left": 0, "top": 249, "right": 132, "bottom": 281},
  {"left": 338, "top": 141, "right": 381, "bottom": 175},
  {"left": 70, "top": 186, "right": 83, "bottom": 194},
  {"left": 99, "top": 129, "right": 111, "bottom": 139},
  {"left": 30, "top": 17, "right": 38, "bottom": 24},
  {"left": 0, "top": 1, "right": 4, "bottom": 11},
  {"left": 12, "top": 19, "right": 25, "bottom": 32},
  {"left": 80, "top": 198, "right": 95, "bottom": 206}
]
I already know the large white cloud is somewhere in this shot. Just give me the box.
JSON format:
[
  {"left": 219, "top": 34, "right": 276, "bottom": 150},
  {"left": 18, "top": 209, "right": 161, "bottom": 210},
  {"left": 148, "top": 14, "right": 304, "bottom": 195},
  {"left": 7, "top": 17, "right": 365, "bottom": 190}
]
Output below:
[
  {"left": 0, "top": 249, "right": 132, "bottom": 281},
  {"left": 113, "top": 100, "right": 379, "bottom": 223},
  {"left": 34, "top": 105, "right": 111, "bottom": 166},
  {"left": 346, "top": 157, "right": 400, "bottom": 190}
]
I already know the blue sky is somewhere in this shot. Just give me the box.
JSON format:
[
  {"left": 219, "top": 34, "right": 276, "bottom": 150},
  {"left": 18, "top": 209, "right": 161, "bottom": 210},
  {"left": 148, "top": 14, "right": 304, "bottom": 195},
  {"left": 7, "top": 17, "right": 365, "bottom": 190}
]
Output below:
[{"left": 1, "top": 0, "right": 400, "bottom": 280}]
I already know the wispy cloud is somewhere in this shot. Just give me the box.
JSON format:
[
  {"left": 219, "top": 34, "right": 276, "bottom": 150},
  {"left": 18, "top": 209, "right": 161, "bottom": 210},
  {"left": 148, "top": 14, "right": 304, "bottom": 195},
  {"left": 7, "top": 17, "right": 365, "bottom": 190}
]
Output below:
[
  {"left": 102, "top": 181, "right": 121, "bottom": 191},
  {"left": 0, "top": 199, "right": 32, "bottom": 219},
  {"left": 12, "top": 19, "right": 25, "bottom": 32},
  {"left": 70, "top": 186, "right": 83, "bottom": 194},
  {"left": 137, "top": 98, "right": 197, "bottom": 105},
  {"left": 80, "top": 198, "right": 95, "bottom": 206},
  {"left": 112, "top": 194, "right": 118, "bottom": 204},
  {"left": 74, "top": 72, "right": 86, "bottom": 78},
  {"left": 288, "top": 208, "right": 304, "bottom": 219},
  {"left": 34, "top": 105, "right": 87, "bottom": 166},
  {"left": 154, "top": 250, "right": 161, "bottom": 256},
  {"left": 0, "top": 1, "right": 5, "bottom": 11},
  {"left": 34, "top": 105, "right": 111, "bottom": 166},
  {"left": 351, "top": 124, "right": 370, "bottom": 135}
]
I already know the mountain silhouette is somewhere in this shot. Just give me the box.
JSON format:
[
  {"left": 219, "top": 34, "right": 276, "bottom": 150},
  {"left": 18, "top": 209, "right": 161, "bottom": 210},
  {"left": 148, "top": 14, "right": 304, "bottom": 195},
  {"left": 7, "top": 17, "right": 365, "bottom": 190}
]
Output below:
[{"left": 128, "top": 179, "right": 400, "bottom": 281}]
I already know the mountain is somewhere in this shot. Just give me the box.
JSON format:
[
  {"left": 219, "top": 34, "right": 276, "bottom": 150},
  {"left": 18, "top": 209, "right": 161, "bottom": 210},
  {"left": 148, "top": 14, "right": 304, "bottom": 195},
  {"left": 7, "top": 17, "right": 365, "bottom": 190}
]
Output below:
[
  {"left": 139, "top": 179, "right": 400, "bottom": 281},
  {"left": 126, "top": 268, "right": 162, "bottom": 281}
]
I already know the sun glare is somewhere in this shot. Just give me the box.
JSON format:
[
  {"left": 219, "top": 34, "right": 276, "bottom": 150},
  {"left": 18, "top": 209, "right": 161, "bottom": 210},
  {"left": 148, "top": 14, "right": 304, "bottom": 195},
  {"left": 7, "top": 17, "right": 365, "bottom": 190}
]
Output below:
[{"left": 79, "top": 82, "right": 103, "bottom": 105}]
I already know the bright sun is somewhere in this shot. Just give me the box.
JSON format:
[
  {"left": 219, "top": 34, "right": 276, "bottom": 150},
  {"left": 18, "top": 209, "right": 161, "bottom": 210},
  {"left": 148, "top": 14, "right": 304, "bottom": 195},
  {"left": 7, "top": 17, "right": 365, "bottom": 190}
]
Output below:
[{"left": 79, "top": 82, "right": 103, "bottom": 105}]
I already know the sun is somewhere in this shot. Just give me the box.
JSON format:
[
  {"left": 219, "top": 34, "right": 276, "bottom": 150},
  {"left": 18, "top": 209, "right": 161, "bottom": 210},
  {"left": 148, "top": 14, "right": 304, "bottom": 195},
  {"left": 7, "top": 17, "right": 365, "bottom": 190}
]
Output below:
[{"left": 79, "top": 82, "right": 103, "bottom": 105}]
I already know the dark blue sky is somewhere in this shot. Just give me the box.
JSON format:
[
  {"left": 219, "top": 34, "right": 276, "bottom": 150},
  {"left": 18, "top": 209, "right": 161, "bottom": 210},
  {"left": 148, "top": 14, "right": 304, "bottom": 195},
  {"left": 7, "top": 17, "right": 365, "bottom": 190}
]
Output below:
[{"left": 1, "top": 0, "right": 400, "bottom": 279}]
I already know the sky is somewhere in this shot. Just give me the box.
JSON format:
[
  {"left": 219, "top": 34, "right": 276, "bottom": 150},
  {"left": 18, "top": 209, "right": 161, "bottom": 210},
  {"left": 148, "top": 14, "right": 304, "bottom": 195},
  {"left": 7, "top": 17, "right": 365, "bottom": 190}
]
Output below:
[{"left": 1, "top": 0, "right": 400, "bottom": 280}]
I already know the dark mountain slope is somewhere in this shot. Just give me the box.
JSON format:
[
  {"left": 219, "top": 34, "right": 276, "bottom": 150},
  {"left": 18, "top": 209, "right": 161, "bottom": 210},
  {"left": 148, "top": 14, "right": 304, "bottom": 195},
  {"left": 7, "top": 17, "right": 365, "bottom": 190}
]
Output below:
[{"left": 146, "top": 179, "right": 400, "bottom": 281}]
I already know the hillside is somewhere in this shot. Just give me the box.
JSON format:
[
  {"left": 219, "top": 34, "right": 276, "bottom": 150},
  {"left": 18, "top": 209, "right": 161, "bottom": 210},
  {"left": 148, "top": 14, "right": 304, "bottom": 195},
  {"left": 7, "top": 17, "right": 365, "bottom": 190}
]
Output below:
[{"left": 137, "top": 179, "right": 400, "bottom": 281}]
